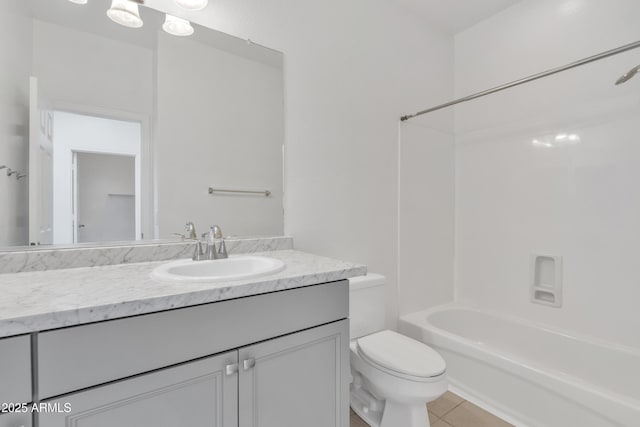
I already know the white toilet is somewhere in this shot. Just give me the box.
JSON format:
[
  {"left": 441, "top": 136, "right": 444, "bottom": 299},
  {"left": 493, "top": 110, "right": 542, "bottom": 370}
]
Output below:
[{"left": 349, "top": 274, "right": 448, "bottom": 427}]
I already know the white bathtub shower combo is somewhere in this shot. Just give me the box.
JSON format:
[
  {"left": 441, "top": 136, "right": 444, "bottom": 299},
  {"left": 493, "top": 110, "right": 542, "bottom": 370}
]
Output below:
[{"left": 400, "top": 306, "right": 640, "bottom": 427}]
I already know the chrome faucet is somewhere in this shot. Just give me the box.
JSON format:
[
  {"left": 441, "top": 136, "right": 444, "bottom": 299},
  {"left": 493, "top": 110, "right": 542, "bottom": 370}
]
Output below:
[
  {"left": 181, "top": 223, "right": 228, "bottom": 261},
  {"left": 184, "top": 222, "right": 197, "bottom": 239}
]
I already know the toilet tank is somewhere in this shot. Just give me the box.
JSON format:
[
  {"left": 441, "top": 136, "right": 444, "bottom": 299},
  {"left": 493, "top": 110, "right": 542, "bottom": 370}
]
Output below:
[{"left": 349, "top": 274, "right": 386, "bottom": 339}]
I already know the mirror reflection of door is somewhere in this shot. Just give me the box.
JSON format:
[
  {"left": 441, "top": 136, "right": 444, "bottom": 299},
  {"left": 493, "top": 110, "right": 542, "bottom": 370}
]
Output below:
[
  {"left": 74, "top": 153, "right": 135, "bottom": 244},
  {"left": 28, "top": 76, "right": 54, "bottom": 246},
  {"left": 51, "top": 111, "right": 142, "bottom": 245}
]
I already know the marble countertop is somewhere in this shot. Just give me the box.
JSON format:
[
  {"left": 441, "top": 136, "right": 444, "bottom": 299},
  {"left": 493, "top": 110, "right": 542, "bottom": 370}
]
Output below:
[{"left": 0, "top": 250, "right": 366, "bottom": 338}]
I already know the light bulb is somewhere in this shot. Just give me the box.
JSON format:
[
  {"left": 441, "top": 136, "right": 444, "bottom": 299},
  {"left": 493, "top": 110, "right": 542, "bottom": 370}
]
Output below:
[
  {"left": 107, "top": 0, "right": 143, "bottom": 28},
  {"left": 163, "top": 14, "right": 194, "bottom": 36},
  {"left": 175, "top": 0, "right": 208, "bottom": 11}
]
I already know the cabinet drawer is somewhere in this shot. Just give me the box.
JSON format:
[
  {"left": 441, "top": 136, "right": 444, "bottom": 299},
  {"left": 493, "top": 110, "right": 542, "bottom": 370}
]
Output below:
[
  {"left": 38, "top": 280, "right": 348, "bottom": 398},
  {"left": 0, "top": 411, "right": 32, "bottom": 427},
  {"left": 0, "top": 335, "right": 31, "bottom": 404}
]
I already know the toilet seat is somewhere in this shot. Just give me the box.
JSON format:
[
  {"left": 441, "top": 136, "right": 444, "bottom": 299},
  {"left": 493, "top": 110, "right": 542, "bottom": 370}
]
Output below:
[{"left": 356, "top": 330, "right": 446, "bottom": 381}]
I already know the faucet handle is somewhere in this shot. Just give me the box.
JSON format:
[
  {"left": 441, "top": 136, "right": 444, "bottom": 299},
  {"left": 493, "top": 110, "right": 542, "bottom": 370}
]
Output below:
[
  {"left": 184, "top": 222, "right": 197, "bottom": 239},
  {"left": 203, "top": 227, "right": 217, "bottom": 260},
  {"left": 208, "top": 225, "right": 227, "bottom": 259},
  {"left": 218, "top": 238, "right": 228, "bottom": 259},
  {"left": 192, "top": 240, "right": 204, "bottom": 261}
]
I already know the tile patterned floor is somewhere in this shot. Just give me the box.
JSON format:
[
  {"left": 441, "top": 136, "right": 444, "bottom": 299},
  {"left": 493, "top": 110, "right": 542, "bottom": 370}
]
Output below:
[{"left": 350, "top": 391, "right": 513, "bottom": 427}]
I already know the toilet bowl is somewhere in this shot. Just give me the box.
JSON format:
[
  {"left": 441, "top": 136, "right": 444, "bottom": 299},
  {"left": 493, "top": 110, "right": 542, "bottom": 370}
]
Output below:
[{"left": 349, "top": 275, "right": 447, "bottom": 427}]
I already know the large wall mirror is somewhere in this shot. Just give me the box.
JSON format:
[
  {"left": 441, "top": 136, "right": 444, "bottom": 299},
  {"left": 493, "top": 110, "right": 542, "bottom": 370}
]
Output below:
[{"left": 0, "top": 0, "right": 284, "bottom": 250}]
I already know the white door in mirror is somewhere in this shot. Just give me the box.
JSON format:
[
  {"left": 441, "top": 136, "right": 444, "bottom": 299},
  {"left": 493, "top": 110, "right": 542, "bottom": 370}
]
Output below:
[{"left": 151, "top": 255, "right": 286, "bottom": 282}]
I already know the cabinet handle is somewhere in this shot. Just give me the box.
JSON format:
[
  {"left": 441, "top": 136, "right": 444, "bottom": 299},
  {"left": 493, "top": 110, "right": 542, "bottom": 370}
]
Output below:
[
  {"left": 243, "top": 358, "right": 256, "bottom": 371},
  {"left": 225, "top": 363, "right": 239, "bottom": 376}
]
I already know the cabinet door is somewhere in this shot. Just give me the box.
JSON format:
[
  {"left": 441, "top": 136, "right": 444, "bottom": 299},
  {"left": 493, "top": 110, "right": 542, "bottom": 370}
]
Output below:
[
  {"left": 0, "top": 335, "right": 31, "bottom": 404},
  {"left": 239, "top": 320, "right": 349, "bottom": 427},
  {"left": 0, "top": 411, "right": 32, "bottom": 427},
  {"left": 39, "top": 351, "right": 238, "bottom": 427}
]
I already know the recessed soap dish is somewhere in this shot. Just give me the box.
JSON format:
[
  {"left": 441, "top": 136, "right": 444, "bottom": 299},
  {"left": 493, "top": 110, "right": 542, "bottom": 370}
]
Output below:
[{"left": 530, "top": 254, "right": 562, "bottom": 307}]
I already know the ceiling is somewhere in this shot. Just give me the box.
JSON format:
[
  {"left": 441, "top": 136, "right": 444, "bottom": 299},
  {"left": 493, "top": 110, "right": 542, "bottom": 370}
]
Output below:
[{"left": 396, "top": 0, "right": 521, "bottom": 34}]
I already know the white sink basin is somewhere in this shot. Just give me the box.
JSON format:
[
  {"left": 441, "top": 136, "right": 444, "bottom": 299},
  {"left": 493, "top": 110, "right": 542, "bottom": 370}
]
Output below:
[{"left": 151, "top": 255, "right": 286, "bottom": 282}]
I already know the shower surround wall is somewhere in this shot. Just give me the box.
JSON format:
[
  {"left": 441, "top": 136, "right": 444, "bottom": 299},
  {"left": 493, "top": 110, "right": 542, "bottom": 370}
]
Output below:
[
  {"left": 454, "top": 0, "right": 640, "bottom": 348},
  {"left": 398, "top": 120, "right": 455, "bottom": 316}
]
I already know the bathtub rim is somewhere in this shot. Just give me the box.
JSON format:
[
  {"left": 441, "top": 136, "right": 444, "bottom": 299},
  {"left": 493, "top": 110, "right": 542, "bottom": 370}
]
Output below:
[
  {"left": 400, "top": 303, "right": 640, "bottom": 424},
  {"left": 410, "top": 303, "right": 640, "bottom": 358}
]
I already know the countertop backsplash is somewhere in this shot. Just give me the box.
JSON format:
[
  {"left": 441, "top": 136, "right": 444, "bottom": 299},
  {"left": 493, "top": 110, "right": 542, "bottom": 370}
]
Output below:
[{"left": 0, "top": 236, "right": 293, "bottom": 274}]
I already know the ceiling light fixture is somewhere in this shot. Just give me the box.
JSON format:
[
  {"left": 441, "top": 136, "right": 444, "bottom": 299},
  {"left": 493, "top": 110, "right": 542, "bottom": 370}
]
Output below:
[
  {"left": 175, "top": 0, "right": 208, "bottom": 11},
  {"left": 107, "top": 0, "right": 144, "bottom": 28},
  {"left": 68, "top": 0, "right": 88, "bottom": 4},
  {"left": 163, "top": 14, "right": 194, "bottom": 36}
]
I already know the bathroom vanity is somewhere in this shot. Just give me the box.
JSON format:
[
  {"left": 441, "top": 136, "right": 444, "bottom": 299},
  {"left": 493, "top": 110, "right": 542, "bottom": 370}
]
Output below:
[{"left": 0, "top": 246, "right": 365, "bottom": 427}]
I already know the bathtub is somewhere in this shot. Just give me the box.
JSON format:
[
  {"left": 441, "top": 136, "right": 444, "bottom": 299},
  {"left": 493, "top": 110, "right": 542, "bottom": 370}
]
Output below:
[{"left": 399, "top": 305, "right": 640, "bottom": 427}]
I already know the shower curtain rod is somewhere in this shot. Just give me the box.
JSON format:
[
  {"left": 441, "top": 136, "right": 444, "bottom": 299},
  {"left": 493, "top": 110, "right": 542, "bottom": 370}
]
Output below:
[{"left": 400, "top": 39, "right": 640, "bottom": 122}]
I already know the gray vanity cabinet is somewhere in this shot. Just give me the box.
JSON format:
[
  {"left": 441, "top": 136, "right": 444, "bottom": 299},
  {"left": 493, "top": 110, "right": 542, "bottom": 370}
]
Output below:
[
  {"left": 0, "top": 412, "right": 32, "bottom": 427},
  {"left": 37, "top": 282, "right": 347, "bottom": 399},
  {"left": 32, "top": 281, "right": 349, "bottom": 426},
  {"left": 39, "top": 350, "right": 238, "bottom": 427},
  {"left": 239, "top": 320, "right": 349, "bottom": 427},
  {"left": 39, "top": 320, "right": 349, "bottom": 427}
]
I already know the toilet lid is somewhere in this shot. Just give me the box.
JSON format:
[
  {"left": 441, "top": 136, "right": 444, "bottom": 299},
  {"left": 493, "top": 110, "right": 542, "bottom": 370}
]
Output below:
[{"left": 356, "top": 330, "right": 446, "bottom": 378}]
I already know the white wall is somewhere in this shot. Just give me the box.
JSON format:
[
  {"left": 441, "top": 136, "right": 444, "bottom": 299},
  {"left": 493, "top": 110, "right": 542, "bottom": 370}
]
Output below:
[
  {"left": 0, "top": 1, "right": 32, "bottom": 247},
  {"left": 149, "top": 0, "right": 454, "bottom": 327},
  {"left": 155, "top": 32, "right": 284, "bottom": 238},
  {"left": 454, "top": 0, "right": 640, "bottom": 347},
  {"left": 455, "top": 0, "right": 640, "bottom": 96}
]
